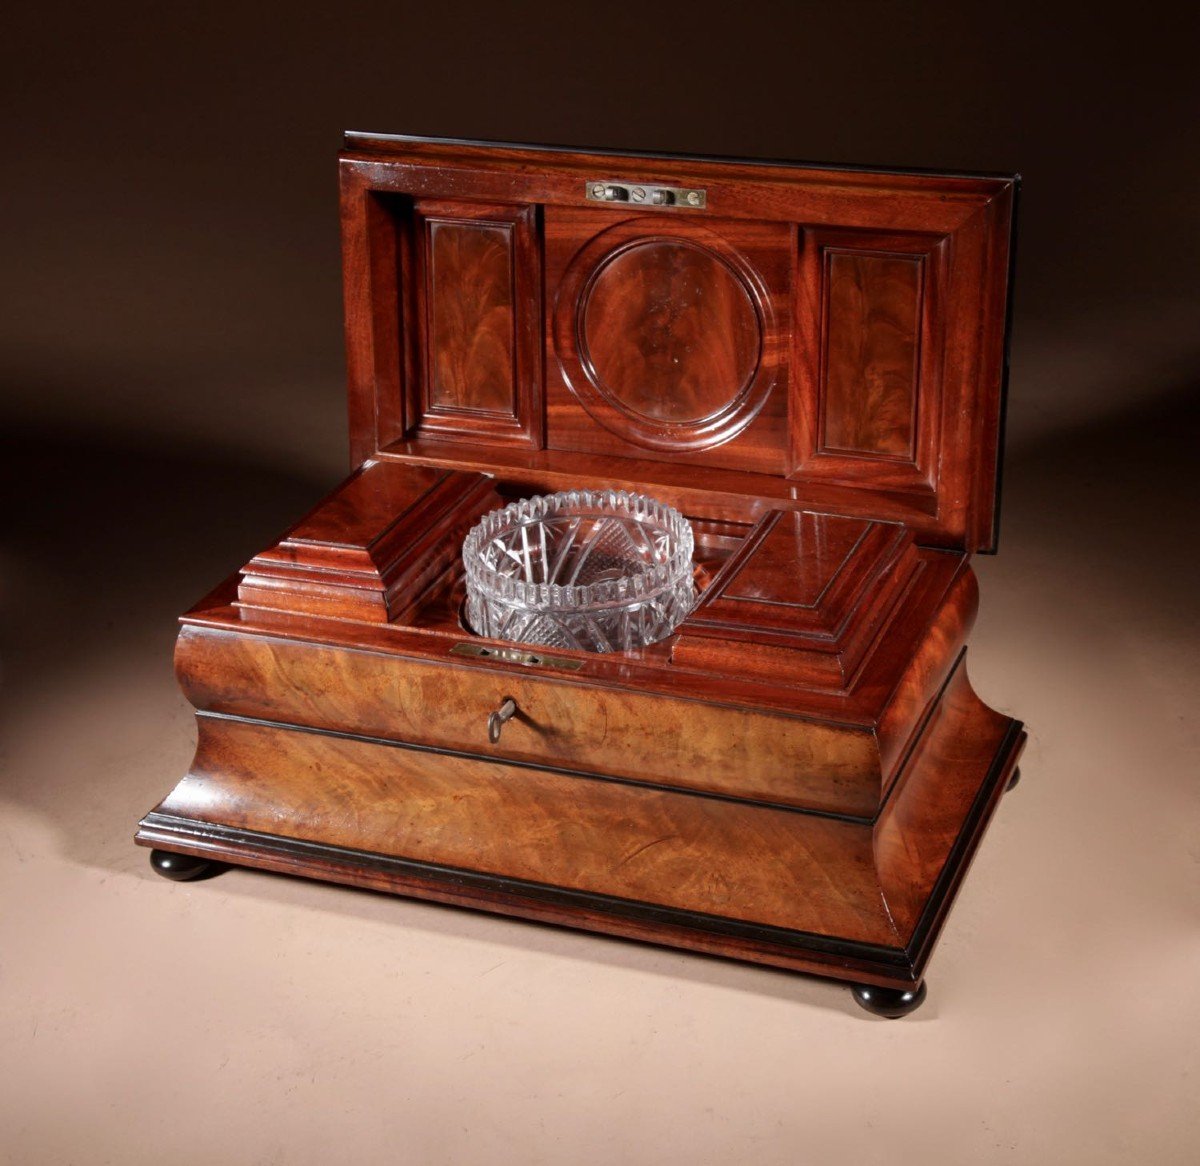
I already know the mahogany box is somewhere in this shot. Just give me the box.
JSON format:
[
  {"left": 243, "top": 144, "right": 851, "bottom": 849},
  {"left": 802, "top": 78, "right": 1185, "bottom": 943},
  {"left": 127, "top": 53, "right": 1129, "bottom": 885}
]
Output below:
[{"left": 138, "top": 133, "right": 1025, "bottom": 1018}]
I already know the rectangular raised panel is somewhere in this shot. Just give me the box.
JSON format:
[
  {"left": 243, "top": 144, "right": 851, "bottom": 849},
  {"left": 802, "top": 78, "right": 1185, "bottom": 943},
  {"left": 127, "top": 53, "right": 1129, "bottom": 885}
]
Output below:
[
  {"left": 410, "top": 201, "right": 542, "bottom": 448},
  {"left": 790, "top": 230, "right": 948, "bottom": 505},
  {"left": 821, "top": 252, "right": 921, "bottom": 460},
  {"left": 719, "top": 511, "right": 875, "bottom": 611},
  {"left": 427, "top": 219, "right": 517, "bottom": 414}
]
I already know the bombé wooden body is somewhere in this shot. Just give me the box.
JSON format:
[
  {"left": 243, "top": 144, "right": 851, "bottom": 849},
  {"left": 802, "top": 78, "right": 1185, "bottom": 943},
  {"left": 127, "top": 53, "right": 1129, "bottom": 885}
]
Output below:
[{"left": 138, "top": 135, "right": 1024, "bottom": 1005}]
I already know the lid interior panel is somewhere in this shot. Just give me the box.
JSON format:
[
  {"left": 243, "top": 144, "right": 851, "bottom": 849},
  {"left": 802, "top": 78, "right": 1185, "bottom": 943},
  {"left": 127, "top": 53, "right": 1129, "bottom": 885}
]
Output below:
[{"left": 339, "top": 134, "right": 1016, "bottom": 551}]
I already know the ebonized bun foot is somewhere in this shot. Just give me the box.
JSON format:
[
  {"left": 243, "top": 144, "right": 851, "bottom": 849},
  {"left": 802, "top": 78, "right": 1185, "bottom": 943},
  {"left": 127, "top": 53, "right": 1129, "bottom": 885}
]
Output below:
[
  {"left": 1006, "top": 765, "right": 1022, "bottom": 792},
  {"left": 851, "top": 981, "right": 927, "bottom": 1018},
  {"left": 149, "top": 849, "right": 224, "bottom": 882}
]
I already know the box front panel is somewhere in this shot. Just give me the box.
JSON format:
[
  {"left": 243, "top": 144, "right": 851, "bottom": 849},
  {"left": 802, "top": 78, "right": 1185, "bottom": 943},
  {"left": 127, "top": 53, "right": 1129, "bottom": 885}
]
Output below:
[
  {"left": 159, "top": 714, "right": 897, "bottom": 946},
  {"left": 175, "top": 625, "right": 883, "bottom": 817}
]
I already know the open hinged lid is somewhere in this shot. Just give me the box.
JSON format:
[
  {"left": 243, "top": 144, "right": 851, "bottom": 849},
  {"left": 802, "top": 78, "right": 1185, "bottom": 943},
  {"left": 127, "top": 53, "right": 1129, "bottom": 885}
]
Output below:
[{"left": 339, "top": 133, "right": 1017, "bottom": 553}]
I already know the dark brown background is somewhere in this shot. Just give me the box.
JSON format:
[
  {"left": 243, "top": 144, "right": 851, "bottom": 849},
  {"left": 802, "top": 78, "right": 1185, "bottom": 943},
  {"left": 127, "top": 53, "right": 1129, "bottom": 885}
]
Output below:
[
  {"left": 5, "top": 2, "right": 1198, "bottom": 546},
  {"left": 3, "top": 6, "right": 1199, "bottom": 1162}
]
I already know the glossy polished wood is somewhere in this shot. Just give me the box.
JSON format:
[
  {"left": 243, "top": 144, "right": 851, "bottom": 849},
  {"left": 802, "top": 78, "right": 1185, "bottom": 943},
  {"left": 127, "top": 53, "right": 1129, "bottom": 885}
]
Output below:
[
  {"left": 793, "top": 228, "right": 949, "bottom": 502},
  {"left": 427, "top": 219, "right": 516, "bottom": 413},
  {"left": 188, "top": 459, "right": 980, "bottom": 820},
  {"left": 174, "top": 622, "right": 886, "bottom": 817},
  {"left": 160, "top": 715, "right": 899, "bottom": 944},
  {"left": 581, "top": 239, "right": 760, "bottom": 424},
  {"left": 140, "top": 135, "right": 1024, "bottom": 1006},
  {"left": 409, "top": 200, "right": 542, "bottom": 448},
  {"left": 238, "top": 462, "right": 498, "bottom": 622},
  {"left": 141, "top": 657, "right": 1021, "bottom": 988},
  {"left": 549, "top": 213, "right": 787, "bottom": 464},
  {"left": 673, "top": 509, "right": 921, "bottom": 688},
  {"left": 187, "top": 487, "right": 973, "bottom": 731},
  {"left": 822, "top": 251, "right": 921, "bottom": 458},
  {"left": 339, "top": 134, "right": 1016, "bottom": 551}
]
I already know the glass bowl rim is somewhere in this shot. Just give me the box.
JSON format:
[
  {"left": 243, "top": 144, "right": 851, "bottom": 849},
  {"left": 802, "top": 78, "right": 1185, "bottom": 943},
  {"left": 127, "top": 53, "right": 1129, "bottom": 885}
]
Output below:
[{"left": 462, "top": 489, "right": 695, "bottom": 613}]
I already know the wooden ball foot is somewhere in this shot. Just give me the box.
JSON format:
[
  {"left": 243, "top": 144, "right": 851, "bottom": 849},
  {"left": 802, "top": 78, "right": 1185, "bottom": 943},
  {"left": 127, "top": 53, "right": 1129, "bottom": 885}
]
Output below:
[
  {"left": 851, "top": 981, "right": 927, "bottom": 1018},
  {"left": 149, "top": 849, "right": 224, "bottom": 882},
  {"left": 1006, "top": 765, "right": 1022, "bottom": 792}
]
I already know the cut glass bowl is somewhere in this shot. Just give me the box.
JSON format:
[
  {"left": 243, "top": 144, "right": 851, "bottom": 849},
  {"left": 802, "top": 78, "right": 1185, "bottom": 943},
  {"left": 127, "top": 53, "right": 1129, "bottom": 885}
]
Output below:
[{"left": 462, "top": 489, "right": 695, "bottom": 653}]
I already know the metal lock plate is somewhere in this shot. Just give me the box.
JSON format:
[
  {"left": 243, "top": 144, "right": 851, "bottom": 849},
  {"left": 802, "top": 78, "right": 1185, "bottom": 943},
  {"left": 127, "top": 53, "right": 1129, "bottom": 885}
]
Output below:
[
  {"left": 585, "top": 180, "right": 707, "bottom": 209},
  {"left": 450, "top": 642, "right": 585, "bottom": 672}
]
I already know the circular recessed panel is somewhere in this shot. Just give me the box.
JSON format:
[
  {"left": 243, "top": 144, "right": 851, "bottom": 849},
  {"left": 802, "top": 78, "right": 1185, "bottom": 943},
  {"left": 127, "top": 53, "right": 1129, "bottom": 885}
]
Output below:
[{"left": 580, "top": 240, "right": 762, "bottom": 427}]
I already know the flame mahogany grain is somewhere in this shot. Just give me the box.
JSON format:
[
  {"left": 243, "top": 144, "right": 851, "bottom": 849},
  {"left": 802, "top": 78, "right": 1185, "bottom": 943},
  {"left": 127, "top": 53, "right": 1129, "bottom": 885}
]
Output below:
[
  {"left": 822, "top": 252, "right": 921, "bottom": 458},
  {"left": 337, "top": 134, "right": 1015, "bottom": 553},
  {"left": 427, "top": 220, "right": 516, "bottom": 414},
  {"left": 408, "top": 200, "right": 542, "bottom": 448},
  {"left": 139, "top": 135, "right": 1025, "bottom": 1005},
  {"left": 580, "top": 239, "right": 760, "bottom": 425},
  {"left": 548, "top": 211, "right": 790, "bottom": 470}
]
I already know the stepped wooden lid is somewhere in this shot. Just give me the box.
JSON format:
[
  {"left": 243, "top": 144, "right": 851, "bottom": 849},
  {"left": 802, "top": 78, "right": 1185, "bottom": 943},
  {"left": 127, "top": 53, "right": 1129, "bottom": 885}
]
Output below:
[{"left": 338, "top": 132, "right": 1017, "bottom": 552}]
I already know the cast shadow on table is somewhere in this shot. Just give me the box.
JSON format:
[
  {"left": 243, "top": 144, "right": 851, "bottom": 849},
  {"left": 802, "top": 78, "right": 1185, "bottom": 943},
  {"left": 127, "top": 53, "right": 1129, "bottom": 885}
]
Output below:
[
  {"left": 1, "top": 417, "right": 339, "bottom": 672},
  {"left": 0, "top": 416, "right": 339, "bottom": 871},
  {"left": 997, "top": 374, "right": 1200, "bottom": 598},
  {"left": 187, "top": 859, "right": 936, "bottom": 1020}
]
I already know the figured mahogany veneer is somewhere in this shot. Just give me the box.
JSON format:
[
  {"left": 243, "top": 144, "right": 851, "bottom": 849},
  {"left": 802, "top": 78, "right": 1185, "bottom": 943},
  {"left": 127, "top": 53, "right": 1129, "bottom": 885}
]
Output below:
[
  {"left": 822, "top": 251, "right": 922, "bottom": 458},
  {"left": 549, "top": 212, "right": 788, "bottom": 466},
  {"left": 147, "top": 658, "right": 1016, "bottom": 956},
  {"left": 674, "top": 509, "right": 921, "bottom": 689},
  {"left": 581, "top": 239, "right": 761, "bottom": 425},
  {"left": 142, "top": 645, "right": 1022, "bottom": 989},
  {"left": 239, "top": 464, "right": 498, "bottom": 622},
  {"left": 338, "top": 132, "right": 1015, "bottom": 551},
  {"left": 411, "top": 200, "right": 541, "bottom": 447},
  {"left": 139, "top": 135, "right": 1024, "bottom": 1007}
]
